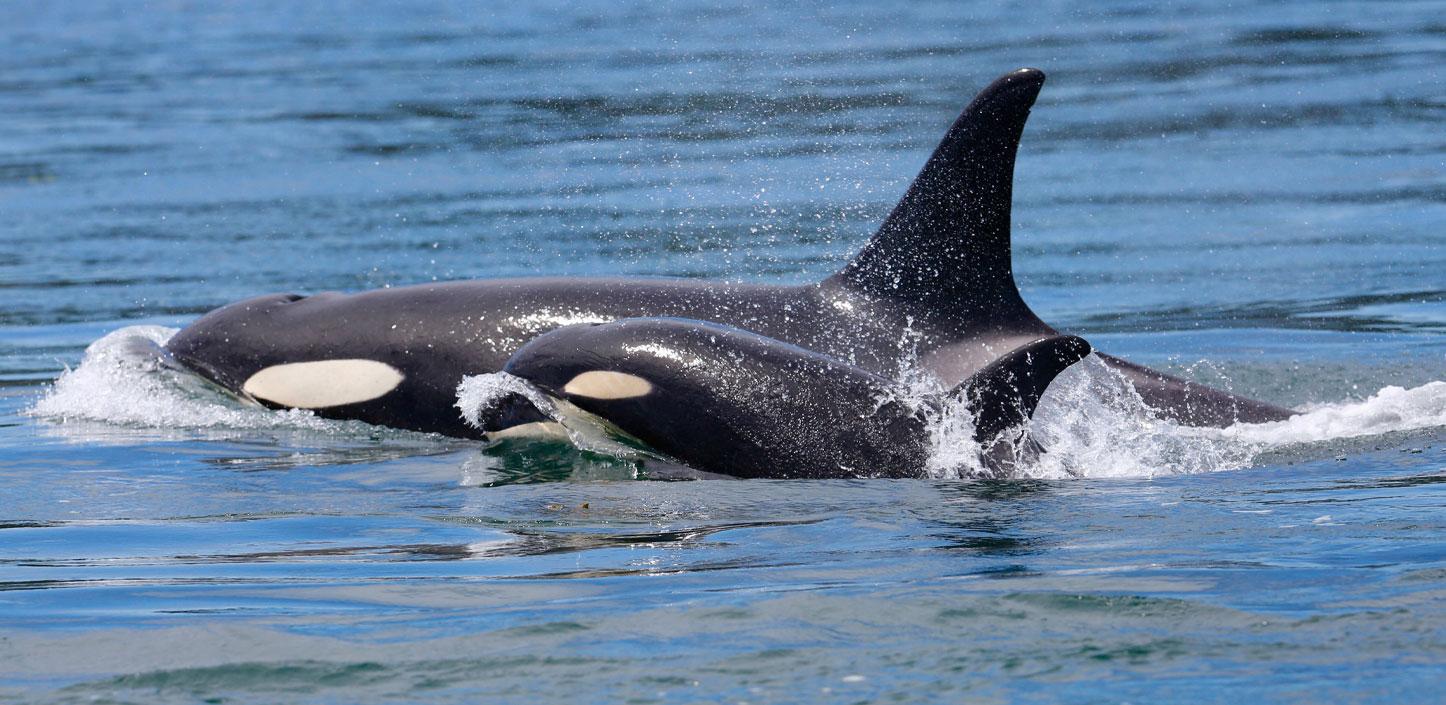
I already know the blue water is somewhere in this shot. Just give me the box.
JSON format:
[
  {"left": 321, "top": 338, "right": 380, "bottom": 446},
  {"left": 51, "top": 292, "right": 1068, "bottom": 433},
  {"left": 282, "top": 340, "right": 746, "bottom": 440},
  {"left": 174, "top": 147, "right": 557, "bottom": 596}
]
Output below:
[{"left": 2, "top": 1, "right": 1444, "bottom": 702}]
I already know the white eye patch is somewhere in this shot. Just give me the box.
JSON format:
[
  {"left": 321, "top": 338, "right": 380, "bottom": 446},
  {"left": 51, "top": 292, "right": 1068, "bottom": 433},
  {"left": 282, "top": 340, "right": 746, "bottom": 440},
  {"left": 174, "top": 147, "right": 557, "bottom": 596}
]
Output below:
[
  {"left": 242, "top": 359, "right": 404, "bottom": 409},
  {"left": 562, "top": 370, "right": 653, "bottom": 400}
]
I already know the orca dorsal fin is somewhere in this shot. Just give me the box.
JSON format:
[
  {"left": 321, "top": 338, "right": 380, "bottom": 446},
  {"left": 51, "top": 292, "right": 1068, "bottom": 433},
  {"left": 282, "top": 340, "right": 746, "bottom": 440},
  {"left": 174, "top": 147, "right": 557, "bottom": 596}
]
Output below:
[
  {"left": 952, "top": 335, "right": 1090, "bottom": 443},
  {"left": 828, "top": 68, "right": 1045, "bottom": 323}
]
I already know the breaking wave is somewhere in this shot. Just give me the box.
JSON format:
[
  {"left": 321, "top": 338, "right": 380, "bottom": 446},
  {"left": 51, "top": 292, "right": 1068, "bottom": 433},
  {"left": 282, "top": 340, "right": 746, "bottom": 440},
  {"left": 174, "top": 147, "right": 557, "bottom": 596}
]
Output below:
[
  {"left": 27, "top": 326, "right": 373, "bottom": 435},
  {"left": 922, "top": 356, "right": 1444, "bottom": 479},
  {"left": 1020, "top": 357, "right": 1445, "bottom": 479}
]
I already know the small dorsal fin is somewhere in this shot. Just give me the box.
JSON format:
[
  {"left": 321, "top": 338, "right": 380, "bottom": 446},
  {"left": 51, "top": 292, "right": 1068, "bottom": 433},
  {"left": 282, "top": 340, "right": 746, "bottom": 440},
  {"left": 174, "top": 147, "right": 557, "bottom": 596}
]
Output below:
[
  {"left": 828, "top": 68, "right": 1045, "bottom": 323},
  {"left": 952, "top": 335, "right": 1090, "bottom": 443}
]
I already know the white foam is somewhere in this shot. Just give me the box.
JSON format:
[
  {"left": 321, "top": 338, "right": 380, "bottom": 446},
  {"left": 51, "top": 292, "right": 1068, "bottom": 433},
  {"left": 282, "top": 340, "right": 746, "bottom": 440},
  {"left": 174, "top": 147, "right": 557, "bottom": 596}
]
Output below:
[
  {"left": 28, "top": 325, "right": 355, "bottom": 433},
  {"left": 455, "top": 371, "right": 555, "bottom": 429},
  {"left": 1223, "top": 382, "right": 1446, "bottom": 446},
  {"left": 933, "top": 357, "right": 1446, "bottom": 480},
  {"left": 456, "top": 372, "right": 656, "bottom": 462},
  {"left": 1014, "top": 356, "right": 1254, "bottom": 479}
]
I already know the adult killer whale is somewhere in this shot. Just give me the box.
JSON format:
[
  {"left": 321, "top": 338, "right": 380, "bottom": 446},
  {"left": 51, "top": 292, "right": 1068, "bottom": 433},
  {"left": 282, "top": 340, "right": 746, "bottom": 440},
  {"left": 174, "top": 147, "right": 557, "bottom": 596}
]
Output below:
[
  {"left": 470, "top": 318, "right": 1093, "bottom": 479},
  {"left": 165, "top": 67, "right": 1294, "bottom": 437}
]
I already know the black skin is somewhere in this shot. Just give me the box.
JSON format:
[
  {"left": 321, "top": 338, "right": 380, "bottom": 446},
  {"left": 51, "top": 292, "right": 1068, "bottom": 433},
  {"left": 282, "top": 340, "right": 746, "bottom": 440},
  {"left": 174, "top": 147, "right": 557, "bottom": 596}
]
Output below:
[
  {"left": 486, "top": 318, "right": 1091, "bottom": 479},
  {"left": 165, "top": 68, "right": 1294, "bottom": 437}
]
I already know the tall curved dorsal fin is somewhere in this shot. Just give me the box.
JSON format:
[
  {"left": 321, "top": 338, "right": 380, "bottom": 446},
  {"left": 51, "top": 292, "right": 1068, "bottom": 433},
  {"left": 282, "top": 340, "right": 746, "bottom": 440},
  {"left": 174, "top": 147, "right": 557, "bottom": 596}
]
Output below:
[
  {"left": 953, "top": 335, "right": 1090, "bottom": 444},
  {"left": 828, "top": 68, "right": 1046, "bottom": 324}
]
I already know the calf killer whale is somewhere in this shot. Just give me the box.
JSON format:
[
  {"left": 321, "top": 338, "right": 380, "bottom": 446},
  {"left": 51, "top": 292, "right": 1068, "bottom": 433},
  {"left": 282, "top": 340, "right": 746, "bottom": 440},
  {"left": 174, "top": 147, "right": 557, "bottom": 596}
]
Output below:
[
  {"left": 473, "top": 318, "right": 1093, "bottom": 479},
  {"left": 164, "top": 67, "right": 1294, "bottom": 440}
]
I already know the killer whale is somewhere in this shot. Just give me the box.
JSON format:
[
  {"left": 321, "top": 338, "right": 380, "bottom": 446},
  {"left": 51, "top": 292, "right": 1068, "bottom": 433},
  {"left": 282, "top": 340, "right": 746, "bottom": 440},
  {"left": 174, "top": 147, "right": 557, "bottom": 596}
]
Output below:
[
  {"left": 164, "top": 68, "right": 1294, "bottom": 436},
  {"left": 473, "top": 318, "right": 1092, "bottom": 479}
]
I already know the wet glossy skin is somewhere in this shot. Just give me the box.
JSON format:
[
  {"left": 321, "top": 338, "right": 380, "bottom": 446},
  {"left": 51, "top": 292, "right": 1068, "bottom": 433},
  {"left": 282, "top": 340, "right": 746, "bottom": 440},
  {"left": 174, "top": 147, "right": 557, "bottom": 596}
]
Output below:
[
  {"left": 165, "top": 68, "right": 1295, "bottom": 436},
  {"left": 168, "top": 277, "right": 954, "bottom": 437},
  {"left": 167, "top": 271, "right": 1291, "bottom": 438},
  {"left": 494, "top": 318, "right": 939, "bottom": 479},
  {"left": 493, "top": 318, "right": 1093, "bottom": 479}
]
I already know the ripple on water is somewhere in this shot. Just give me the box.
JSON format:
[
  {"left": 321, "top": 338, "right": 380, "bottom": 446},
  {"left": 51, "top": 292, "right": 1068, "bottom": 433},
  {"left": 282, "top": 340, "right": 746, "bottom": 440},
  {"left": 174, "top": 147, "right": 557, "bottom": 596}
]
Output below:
[{"left": 2, "top": 1, "right": 1444, "bottom": 702}]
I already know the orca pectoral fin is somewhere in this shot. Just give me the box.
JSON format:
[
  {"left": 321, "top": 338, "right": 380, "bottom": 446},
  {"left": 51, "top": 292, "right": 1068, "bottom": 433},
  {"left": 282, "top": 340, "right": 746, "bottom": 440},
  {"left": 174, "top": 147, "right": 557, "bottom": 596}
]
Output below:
[
  {"left": 953, "top": 335, "right": 1092, "bottom": 445},
  {"left": 829, "top": 68, "right": 1046, "bottom": 323}
]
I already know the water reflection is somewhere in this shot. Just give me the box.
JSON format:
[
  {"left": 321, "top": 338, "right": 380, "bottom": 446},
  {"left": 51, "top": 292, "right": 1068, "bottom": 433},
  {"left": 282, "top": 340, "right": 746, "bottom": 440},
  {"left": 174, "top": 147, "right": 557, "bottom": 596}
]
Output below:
[
  {"left": 918, "top": 481, "right": 1055, "bottom": 561},
  {"left": 458, "top": 438, "right": 640, "bottom": 486}
]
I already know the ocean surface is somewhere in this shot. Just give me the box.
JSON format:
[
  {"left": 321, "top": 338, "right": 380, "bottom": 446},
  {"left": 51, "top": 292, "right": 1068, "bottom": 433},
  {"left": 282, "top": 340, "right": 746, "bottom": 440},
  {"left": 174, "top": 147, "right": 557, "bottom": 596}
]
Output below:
[{"left": 2, "top": 1, "right": 1443, "bottom": 702}]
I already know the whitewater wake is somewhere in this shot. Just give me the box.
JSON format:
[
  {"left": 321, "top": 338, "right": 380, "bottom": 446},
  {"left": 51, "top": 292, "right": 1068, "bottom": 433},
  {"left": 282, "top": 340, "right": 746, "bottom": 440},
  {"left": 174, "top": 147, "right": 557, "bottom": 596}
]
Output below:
[
  {"left": 456, "top": 357, "right": 1446, "bottom": 480},
  {"left": 28, "top": 326, "right": 373, "bottom": 435},
  {"left": 29, "top": 325, "right": 1446, "bottom": 478}
]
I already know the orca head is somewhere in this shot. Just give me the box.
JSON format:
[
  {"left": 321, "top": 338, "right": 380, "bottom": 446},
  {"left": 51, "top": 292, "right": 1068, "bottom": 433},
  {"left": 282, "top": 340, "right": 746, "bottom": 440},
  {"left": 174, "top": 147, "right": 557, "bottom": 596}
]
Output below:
[
  {"left": 165, "top": 291, "right": 408, "bottom": 411},
  {"left": 483, "top": 319, "right": 744, "bottom": 445},
  {"left": 165, "top": 292, "right": 312, "bottom": 390}
]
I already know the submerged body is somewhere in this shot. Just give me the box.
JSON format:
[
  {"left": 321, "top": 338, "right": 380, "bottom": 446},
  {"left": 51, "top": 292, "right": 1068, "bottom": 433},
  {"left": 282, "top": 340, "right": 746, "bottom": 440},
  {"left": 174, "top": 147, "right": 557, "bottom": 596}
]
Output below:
[{"left": 165, "top": 68, "right": 1294, "bottom": 437}]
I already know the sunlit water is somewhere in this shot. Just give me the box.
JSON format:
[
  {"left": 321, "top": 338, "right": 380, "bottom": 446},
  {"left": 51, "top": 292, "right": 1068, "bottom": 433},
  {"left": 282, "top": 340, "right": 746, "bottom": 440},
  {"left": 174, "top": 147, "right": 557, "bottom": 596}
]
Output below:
[{"left": 2, "top": 1, "right": 1443, "bottom": 703}]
